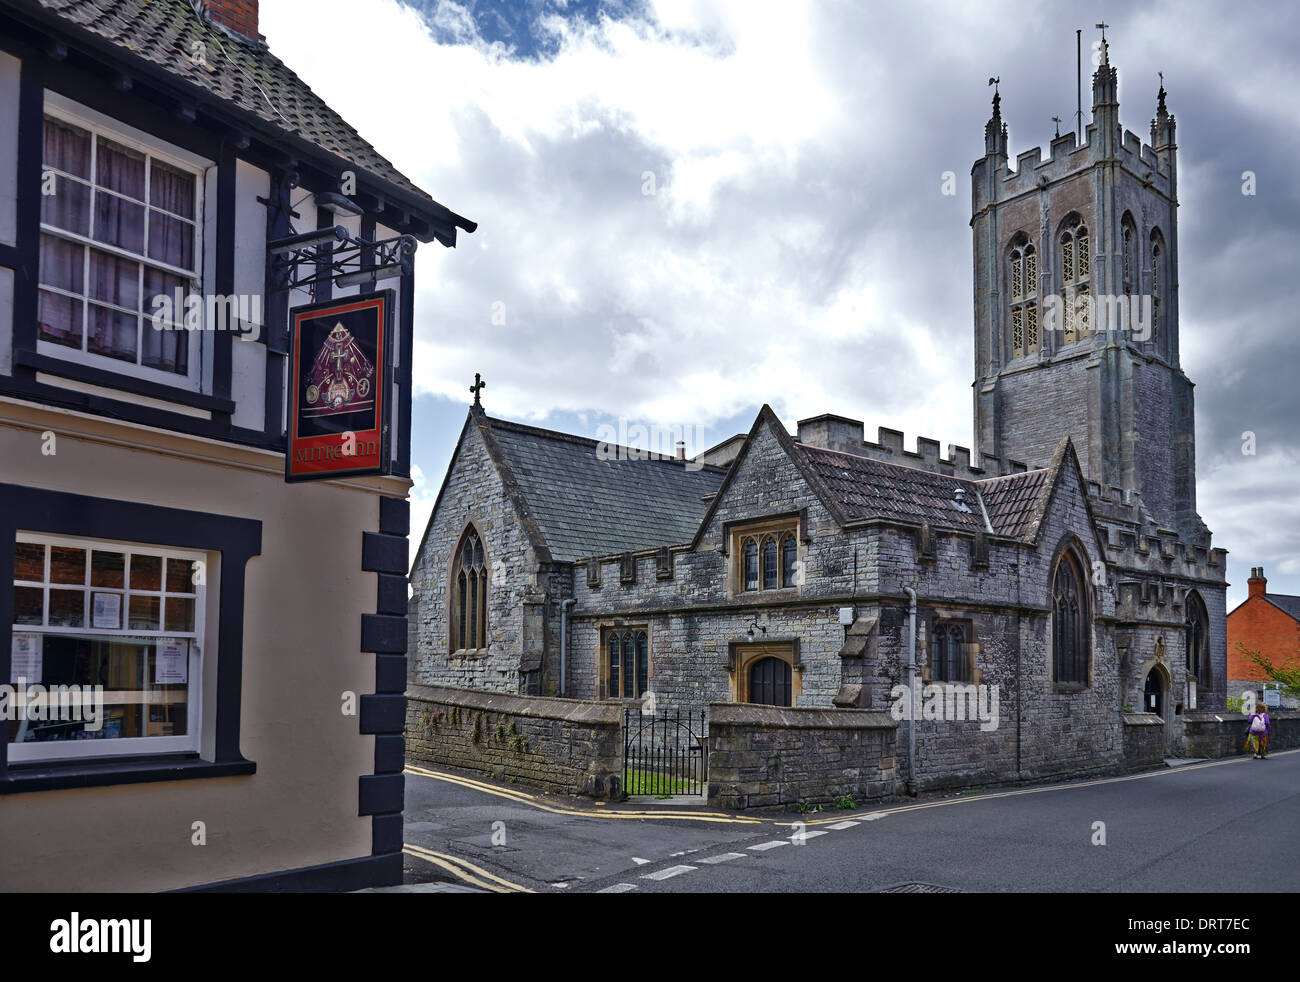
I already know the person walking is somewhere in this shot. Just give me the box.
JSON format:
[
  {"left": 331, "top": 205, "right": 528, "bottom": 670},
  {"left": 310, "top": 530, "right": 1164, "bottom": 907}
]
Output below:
[{"left": 1245, "top": 702, "right": 1271, "bottom": 759}]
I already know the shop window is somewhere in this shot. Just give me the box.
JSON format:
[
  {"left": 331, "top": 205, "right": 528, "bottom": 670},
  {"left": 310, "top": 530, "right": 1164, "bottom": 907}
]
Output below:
[{"left": 8, "top": 533, "right": 206, "bottom": 763}]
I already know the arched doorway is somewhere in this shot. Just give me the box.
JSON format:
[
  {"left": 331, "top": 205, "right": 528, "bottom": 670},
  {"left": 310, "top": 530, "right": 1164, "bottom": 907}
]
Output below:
[
  {"left": 1143, "top": 667, "right": 1166, "bottom": 717},
  {"left": 748, "top": 657, "right": 793, "bottom": 707}
]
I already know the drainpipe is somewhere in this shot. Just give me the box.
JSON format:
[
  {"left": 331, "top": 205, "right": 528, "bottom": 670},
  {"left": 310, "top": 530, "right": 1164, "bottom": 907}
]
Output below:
[
  {"left": 904, "top": 585, "right": 918, "bottom": 797},
  {"left": 560, "top": 598, "right": 576, "bottom": 696}
]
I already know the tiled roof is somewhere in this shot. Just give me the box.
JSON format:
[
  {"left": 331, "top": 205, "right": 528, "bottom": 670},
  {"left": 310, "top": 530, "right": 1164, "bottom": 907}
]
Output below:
[
  {"left": 486, "top": 418, "right": 727, "bottom": 563},
  {"left": 978, "top": 468, "right": 1051, "bottom": 539},
  {"left": 1263, "top": 595, "right": 1300, "bottom": 622},
  {"left": 797, "top": 443, "right": 1054, "bottom": 539},
  {"left": 797, "top": 445, "right": 987, "bottom": 532},
  {"left": 29, "top": 0, "right": 466, "bottom": 223}
]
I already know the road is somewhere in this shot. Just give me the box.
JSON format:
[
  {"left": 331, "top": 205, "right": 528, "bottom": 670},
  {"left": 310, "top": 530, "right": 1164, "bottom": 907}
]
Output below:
[{"left": 400, "top": 750, "right": 1300, "bottom": 893}]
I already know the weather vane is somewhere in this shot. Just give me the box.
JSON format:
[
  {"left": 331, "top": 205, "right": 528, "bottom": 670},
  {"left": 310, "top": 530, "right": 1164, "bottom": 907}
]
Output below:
[
  {"left": 1096, "top": 21, "right": 1109, "bottom": 41},
  {"left": 1052, "top": 115, "right": 1062, "bottom": 137}
]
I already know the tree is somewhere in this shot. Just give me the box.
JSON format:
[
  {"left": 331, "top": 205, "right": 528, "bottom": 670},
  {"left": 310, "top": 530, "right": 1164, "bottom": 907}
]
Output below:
[{"left": 1237, "top": 641, "right": 1300, "bottom": 699}]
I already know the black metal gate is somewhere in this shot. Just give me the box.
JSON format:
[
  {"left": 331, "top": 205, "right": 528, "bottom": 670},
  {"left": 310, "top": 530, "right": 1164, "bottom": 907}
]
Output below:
[{"left": 622, "top": 708, "right": 707, "bottom": 797}]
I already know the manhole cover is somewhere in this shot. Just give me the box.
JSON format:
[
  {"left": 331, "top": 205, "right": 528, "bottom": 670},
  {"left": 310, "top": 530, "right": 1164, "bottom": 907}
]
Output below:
[{"left": 878, "top": 882, "right": 962, "bottom": 893}]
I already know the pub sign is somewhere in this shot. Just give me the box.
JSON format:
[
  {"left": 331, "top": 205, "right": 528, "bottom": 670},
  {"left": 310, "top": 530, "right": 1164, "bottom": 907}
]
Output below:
[{"left": 286, "top": 290, "right": 394, "bottom": 481}]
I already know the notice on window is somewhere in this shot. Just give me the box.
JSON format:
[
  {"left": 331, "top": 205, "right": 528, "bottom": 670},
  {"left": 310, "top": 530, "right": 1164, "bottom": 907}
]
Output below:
[
  {"left": 92, "top": 591, "right": 122, "bottom": 630},
  {"left": 11, "top": 633, "right": 41, "bottom": 683},
  {"left": 155, "top": 639, "right": 188, "bottom": 685}
]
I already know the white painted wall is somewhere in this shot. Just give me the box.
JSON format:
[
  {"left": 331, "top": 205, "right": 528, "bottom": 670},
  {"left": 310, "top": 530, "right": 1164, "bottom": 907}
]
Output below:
[{"left": 231, "top": 158, "right": 268, "bottom": 431}]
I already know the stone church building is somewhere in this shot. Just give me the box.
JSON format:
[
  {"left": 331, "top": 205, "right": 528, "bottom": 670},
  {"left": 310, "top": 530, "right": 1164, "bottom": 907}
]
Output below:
[{"left": 411, "top": 41, "right": 1229, "bottom": 790}]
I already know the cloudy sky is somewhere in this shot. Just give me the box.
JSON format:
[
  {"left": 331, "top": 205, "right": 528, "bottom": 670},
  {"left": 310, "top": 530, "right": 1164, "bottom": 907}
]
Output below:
[{"left": 261, "top": 0, "right": 1300, "bottom": 609}]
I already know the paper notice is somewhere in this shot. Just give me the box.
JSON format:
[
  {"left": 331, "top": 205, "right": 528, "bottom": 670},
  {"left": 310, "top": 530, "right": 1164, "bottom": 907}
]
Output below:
[
  {"left": 92, "top": 592, "right": 122, "bottom": 630},
  {"left": 155, "top": 639, "right": 189, "bottom": 685},
  {"left": 11, "top": 633, "right": 42, "bottom": 682}
]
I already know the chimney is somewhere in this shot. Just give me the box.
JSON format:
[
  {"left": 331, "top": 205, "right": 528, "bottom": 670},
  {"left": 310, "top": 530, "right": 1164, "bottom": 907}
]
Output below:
[
  {"left": 1248, "top": 566, "right": 1267, "bottom": 599},
  {"left": 195, "top": 0, "right": 261, "bottom": 42},
  {"left": 675, "top": 440, "right": 686, "bottom": 460}
]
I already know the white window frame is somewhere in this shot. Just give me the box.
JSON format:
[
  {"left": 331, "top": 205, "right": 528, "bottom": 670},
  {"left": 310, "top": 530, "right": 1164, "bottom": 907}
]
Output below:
[
  {"left": 37, "top": 94, "right": 214, "bottom": 393},
  {"left": 9, "top": 532, "right": 207, "bottom": 763}
]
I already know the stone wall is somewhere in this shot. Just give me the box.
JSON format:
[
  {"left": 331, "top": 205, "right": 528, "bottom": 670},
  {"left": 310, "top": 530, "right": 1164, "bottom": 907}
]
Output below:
[
  {"left": 1121, "top": 712, "right": 1166, "bottom": 771},
  {"left": 406, "top": 684, "right": 624, "bottom": 796},
  {"left": 707, "top": 702, "right": 900, "bottom": 810},
  {"left": 1182, "top": 710, "right": 1300, "bottom": 759}
]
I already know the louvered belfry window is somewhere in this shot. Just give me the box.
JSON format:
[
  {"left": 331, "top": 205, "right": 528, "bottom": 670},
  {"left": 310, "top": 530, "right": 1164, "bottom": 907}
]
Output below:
[
  {"left": 1008, "top": 235, "right": 1038, "bottom": 358},
  {"left": 1059, "top": 216, "right": 1090, "bottom": 345}
]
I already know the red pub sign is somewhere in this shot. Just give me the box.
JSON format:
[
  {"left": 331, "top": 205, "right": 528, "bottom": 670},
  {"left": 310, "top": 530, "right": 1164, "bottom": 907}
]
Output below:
[{"left": 286, "top": 290, "right": 394, "bottom": 481}]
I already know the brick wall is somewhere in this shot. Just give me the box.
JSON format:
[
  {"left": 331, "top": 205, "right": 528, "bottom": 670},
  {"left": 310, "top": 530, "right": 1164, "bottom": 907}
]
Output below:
[
  {"left": 406, "top": 684, "right": 623, "bottom": 796},
  {"left": 707, "top": 702, "right": 900, "bottom": 810},
  {"left": 1227, "top": 594, "right": 1300, "bottom": 682}
]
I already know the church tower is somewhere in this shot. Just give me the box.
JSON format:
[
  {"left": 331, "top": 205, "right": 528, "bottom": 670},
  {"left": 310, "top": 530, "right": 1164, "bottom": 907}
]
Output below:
[{"left": 971, "top": 36, "right": 1204, "bottom": 540}]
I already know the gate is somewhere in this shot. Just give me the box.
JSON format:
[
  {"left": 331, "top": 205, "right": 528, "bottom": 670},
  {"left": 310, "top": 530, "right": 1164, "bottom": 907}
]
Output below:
[{"left": 622, "top": 708, "right": 707, "bottom": 797}]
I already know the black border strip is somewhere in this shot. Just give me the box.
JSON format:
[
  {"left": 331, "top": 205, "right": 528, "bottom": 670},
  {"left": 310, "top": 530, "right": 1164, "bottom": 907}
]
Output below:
[{"left": 363, "top": 495, "right": 409, "bottom": 879}]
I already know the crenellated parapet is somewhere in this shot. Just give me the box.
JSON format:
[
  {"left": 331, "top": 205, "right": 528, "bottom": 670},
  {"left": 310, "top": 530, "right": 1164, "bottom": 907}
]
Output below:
[{"left": 795, "top": 415, "right": 1035, "bottom": 480}]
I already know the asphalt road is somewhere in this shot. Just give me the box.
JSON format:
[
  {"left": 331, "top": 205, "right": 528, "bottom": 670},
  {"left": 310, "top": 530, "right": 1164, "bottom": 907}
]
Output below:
[{"left": 401, "top": 750, "right": 1300, "bottom": 893}]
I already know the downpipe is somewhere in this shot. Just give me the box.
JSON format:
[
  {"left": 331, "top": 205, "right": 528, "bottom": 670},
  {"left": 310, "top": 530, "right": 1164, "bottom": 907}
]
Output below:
[
  {"left": 560, "top": 598, "right": 576, "bottom": 696},
  {"left": 904, "top": 585, "right": 918, "bottom": 797}
]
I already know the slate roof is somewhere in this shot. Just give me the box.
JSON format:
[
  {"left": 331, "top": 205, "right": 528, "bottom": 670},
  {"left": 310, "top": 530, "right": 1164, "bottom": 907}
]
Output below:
[
  {"left": 1263, "top": 595, "right": 1300, "bottom": 622},
  {"left": 25, "top": 0, "right": 471, "bottom": 230},
  {"left": 978, "top": 468, "right": 1052, "bottom": 539},
  {"left": 486, "top": 417, "right": 727, "bottom": 563}
]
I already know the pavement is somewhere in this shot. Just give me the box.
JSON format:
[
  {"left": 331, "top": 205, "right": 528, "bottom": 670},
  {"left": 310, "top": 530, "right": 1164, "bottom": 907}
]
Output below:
[{"left": 397, "top": 750, "right": 1300, "bottom": 893}]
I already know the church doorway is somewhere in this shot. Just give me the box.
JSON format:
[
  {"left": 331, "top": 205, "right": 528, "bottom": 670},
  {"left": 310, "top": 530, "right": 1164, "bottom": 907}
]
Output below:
[
  {"left": 732, "top": 643, "right": 799, "bottom": 706},
  {"left": 1143, "top": 667, "right": 1166, "bottom": 717},
  {"left": 749, "top": 656, "right": 792, "bottom": 707}
]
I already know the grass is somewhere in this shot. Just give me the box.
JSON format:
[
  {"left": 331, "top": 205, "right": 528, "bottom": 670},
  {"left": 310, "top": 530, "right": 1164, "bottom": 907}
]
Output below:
[{"left": 622, "top": 768, "right": 703, "bottom": 796}]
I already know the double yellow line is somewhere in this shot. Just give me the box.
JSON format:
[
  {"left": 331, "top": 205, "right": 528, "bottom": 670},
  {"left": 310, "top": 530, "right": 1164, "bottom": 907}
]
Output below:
[{"left": 402, "top": 842, "right": 533, "bottom": 893}]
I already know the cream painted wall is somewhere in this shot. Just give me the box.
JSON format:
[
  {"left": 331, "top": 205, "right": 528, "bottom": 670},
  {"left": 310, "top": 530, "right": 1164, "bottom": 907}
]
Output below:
[{"left": 0, "top": 399, "right": 410, "bottom": 890}]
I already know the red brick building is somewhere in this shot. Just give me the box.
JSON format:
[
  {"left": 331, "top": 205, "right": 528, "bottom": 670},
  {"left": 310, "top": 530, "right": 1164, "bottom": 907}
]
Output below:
[{"left": 1227, "top": 568, "right": 1300, "bottom": 705}]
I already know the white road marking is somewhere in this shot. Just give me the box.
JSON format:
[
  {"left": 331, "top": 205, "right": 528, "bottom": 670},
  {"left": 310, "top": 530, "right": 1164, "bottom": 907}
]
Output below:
[
  {"left": 863, "top": 813, "right": 888, "bottom": 822},
  {"left": 599, "top": 883, "right": 638, "bottom": 893},
  {"left": 632, "top": 857, "right": 650, "bottom": 865},
  {"left": 698, "top": 852, "right": 747, "bottom": 864},
  {"left": 749, "top": 840, "right": 790, "bottom": 851},
  {"left": 826, "top": 821, "right": 861, "bottom": 830},
  {"left": 793, "top": 829, "right": 828, "bottom": 839},
  {"left": 642, "top": 865, "right": 697, "bottom": 881}
]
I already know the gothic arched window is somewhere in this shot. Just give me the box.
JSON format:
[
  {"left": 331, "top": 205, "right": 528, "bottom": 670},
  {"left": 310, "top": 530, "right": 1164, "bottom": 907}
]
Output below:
[
  {"left": 930, "top": 621, "right": 971, "bottom": 682},
  {"left": 1121, "top": 214, "right": 1137, "bottom": 297},
  {"left": 1150, "top": 228, "right": 1165, "bottom": 351},
  {"left": 1008, "top": 234, "right": 1039, "bottom": 359},
  {"left": 1059, "top": 215, "right": 1090, "bottom": 344},
  {"left": 451, "top": 527, "right": 487, "bottom": 652},
  {"left": 780, "top": 533, "right": 798, "bottom": 587},
  {"left": 1185, "top": 590, "right": 1210, "bottom": 686},
  {"left": 606, "top": 627, "right": 649, "bottom": 699},
  {"left": 1051, "top": 548, "right": 1090, "bottom": 685},
  {"left": 738, "top": 526, "right": 800, "bottom": 591},
  {"left": 742, "top": 537, "right": 759, "bottom": 591}
]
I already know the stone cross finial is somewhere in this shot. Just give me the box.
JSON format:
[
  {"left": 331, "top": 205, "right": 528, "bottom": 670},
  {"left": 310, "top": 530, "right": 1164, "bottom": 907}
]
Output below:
[
  {"left": 470, "top": 372, "right": 486, "bottom": 406},
  {"left": 1052, "top": 115, "right": 1062, "bottom": 137}
]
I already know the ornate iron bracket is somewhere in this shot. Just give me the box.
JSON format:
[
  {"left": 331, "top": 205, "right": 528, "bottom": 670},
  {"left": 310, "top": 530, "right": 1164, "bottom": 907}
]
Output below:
[{"left": 267, "top": 225, "right": 417, "bottom": 295}]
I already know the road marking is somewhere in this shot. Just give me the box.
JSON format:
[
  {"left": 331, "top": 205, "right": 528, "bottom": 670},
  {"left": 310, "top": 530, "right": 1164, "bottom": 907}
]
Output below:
[
  {"left": 403, "top": 842, "right": 534, "bottom": 893},
  {"left": 698, "top": 853, "right": 747, "bottom": 864},
  {"left": 633, "top": 857, "right": 650, "bottom": 865},
  {"left": 826, "top": 821, "right": 860, "bottom": 830},
  {"left": 642, "top": 865, "right": 697, "bottom": 880},
  {"left": 599, "top": 883, "right": 638, "bottom": 893},
  {"left": 749, "top": 840, "right": 790, "bottom": 851},
  {"left": 793, "top": 829, "right": 829, "bottom": 839},
  {"left": 791, "top": 749, "right": 1300, "bottom": 828},
  {"left": 406, "top": 764, "right": 764, "bottom": 825}
]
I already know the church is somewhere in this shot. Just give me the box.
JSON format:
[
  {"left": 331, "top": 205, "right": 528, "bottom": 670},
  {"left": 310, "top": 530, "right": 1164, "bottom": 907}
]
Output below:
[{"left": 410, "top": 39, "right": 1229, "bottom": 791}]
